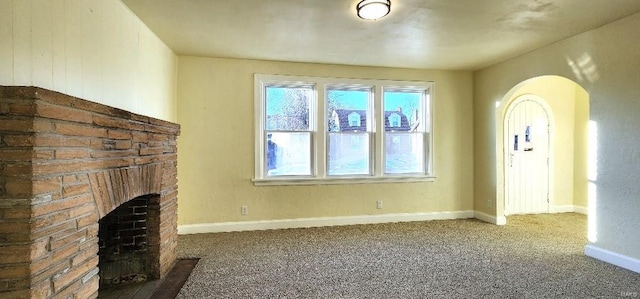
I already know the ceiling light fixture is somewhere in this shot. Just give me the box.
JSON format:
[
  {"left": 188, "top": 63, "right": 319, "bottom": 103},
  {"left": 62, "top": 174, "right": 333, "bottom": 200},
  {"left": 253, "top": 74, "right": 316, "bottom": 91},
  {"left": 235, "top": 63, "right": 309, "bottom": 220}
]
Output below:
[{"left": 356, "top": 0, "right": 391, "bottom": 20}]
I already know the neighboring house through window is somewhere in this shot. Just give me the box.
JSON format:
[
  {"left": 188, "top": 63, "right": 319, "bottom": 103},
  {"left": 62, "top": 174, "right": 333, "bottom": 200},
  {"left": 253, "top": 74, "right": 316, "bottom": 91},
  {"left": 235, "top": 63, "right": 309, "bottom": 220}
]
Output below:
[
  {"left": 348, "top": 112, "right": 361, "bottom": 127},
  {"left": 389, "top": 113, "right": 401, "bottom": 128}
]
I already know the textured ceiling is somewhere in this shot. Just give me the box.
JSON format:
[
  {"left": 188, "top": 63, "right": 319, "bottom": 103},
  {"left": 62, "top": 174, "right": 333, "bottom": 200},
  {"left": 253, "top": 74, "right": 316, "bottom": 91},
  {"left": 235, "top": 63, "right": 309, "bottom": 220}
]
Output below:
[{"left": 122, "top": 0, "right": 640, "bottom": 70}]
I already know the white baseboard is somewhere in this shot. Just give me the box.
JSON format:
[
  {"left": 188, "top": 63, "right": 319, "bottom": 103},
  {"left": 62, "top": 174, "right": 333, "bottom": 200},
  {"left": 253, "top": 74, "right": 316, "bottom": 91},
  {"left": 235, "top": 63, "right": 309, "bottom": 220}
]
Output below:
[
  {"left": 178, "top": 210, "right": 475, "bottom": 235},
  {"left": 551, "top": 205, "right": 588, "bottom": 214},
  {"left": 584, "top": 244, "right": 640, "bottom": 274},
  {"left": 474, "top": 211, "right": 507, "bottom": 225},
  {"left": 573, "top": 205, "right": 588, "bottom": 214}
]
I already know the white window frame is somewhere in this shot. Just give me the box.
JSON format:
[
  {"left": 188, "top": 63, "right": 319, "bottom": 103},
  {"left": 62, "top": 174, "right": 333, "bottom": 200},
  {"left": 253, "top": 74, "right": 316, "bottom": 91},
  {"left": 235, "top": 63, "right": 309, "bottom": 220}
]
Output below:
[{"left": 253, "top": 74, "right": 435, "bottom": 186}]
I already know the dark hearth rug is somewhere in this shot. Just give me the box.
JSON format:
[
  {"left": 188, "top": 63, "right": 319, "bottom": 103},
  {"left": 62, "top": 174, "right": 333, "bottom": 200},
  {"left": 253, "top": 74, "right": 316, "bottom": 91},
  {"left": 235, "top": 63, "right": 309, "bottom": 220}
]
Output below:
[{"left": 150, "top": 258, "right": 200, "bottom": 299}]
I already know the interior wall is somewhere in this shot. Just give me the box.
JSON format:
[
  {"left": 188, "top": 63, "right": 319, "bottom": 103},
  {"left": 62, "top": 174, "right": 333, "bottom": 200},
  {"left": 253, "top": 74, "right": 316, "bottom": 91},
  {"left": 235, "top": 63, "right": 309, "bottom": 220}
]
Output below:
[
  {"left": 0, "top": 0, "right": 177, "bottom": 121},
  {"left": 497, "top": 76, "right": 588, "bottom": 211},
  {"left": 177, "top": 56, "right": 474, "bottom": 226},
  {"left": 474, "top": 12, "right": 640, "bottom": 261},
  {"left": 573, "top": 86, "right": 590, "bottom": 208}
]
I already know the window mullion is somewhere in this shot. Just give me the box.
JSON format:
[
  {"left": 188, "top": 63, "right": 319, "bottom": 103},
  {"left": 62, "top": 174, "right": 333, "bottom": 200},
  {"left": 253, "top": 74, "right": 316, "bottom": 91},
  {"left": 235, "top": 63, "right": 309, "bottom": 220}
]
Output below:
[
  {"left": 316, "top": 84, "right": 326, "bottom": 178},
  {"left": 373, "top": 85, "right": 384, "bottom": 177}
]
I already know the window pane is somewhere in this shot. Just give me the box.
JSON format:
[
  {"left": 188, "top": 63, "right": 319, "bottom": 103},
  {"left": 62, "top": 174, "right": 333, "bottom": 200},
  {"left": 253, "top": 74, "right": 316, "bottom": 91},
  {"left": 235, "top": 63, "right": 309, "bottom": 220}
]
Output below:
[
  {"left": 383, "top": 91, "right": 424, "bottom": 132},
  {"left": 266, "top": 132, "right": 311, "bottom": 176},
  {"left": 385, "top": 133, "right": 424, "bottom": 174},
  {"left": 327, "top": 89, "right": 370, "bottom": 132},
  {"left": 328, "top": 133, "right": 370, "bottom": 175},
  {"left": 266, "top": 86, "right": 312, "bottom": 131}
]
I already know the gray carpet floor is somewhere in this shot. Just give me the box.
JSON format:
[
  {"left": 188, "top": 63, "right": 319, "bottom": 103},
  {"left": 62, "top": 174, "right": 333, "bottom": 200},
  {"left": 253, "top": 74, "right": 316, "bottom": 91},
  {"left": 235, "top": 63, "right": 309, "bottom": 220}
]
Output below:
[{"left": 176, "top": 213, "right": 639, "bottom": 298}]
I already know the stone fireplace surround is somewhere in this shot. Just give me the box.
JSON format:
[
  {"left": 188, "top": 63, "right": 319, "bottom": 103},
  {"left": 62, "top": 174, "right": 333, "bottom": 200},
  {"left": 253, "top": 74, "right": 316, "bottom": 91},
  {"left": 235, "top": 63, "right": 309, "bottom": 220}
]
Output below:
[{"left": 0, "top": 86, "right": 180, "bottom": 298}]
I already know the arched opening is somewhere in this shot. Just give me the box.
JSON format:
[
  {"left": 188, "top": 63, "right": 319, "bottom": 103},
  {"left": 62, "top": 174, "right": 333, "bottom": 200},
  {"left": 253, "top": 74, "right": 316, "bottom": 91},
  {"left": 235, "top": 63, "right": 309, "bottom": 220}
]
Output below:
[
  {"left": 504, "top": 94, "right": 553, "bottom": 215},
  {"left": 494, "top": 75, "right": 590, "bottom": 225}
]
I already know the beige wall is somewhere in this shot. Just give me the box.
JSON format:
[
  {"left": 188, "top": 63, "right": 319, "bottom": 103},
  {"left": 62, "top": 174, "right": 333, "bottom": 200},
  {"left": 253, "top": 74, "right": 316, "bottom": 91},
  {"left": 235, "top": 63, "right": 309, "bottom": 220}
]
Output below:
[
  {"left": 573, "top": 86, "right": 589, "bottom": 208},
  {"left": 474, "top": 12, "right": 640, "bottom": 260},
  {"left": 177, "top": 57, "right": 473, "bottom": 225},
  {"left": 495, "top": 76, "right": 589, "bottom": 211},
  {"left": 0, "top": 0, "right": 177, "bottom": 121}
]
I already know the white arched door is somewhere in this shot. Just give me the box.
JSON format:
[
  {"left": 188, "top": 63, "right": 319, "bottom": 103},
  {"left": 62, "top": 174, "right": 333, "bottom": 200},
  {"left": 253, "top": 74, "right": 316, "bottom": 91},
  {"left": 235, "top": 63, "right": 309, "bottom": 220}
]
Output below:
[{"left": 504, "top": 95, "right": 551, "bottom": 215}]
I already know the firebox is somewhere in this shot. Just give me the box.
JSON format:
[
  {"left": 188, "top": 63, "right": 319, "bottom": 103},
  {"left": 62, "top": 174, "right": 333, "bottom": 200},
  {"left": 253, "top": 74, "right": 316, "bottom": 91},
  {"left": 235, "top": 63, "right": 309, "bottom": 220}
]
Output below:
[{"left": 99, "top": 195, "right": 159, "bottom": 286}]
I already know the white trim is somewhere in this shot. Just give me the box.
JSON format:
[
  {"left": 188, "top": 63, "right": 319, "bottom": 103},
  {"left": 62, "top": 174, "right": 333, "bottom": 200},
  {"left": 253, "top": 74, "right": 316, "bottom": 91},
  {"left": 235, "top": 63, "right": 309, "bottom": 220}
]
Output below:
[
  {"left": 178, "top": 210, "right": 474, "bottom": 234},
  {"left": 584, "top": 244, "right": 640, "bottom": 274},
  {"left": 252, "top": 175, "right": 436, "bottom": 186},
  {"left": 573, "top": 205, "right": 588, "bottom": 215},
  {"left": 254, "top": 74, "right": 266, "bottom": 180},
  {"left": 551, "top": 205, "right": 588, "bottom": 214},
  {"left": 551, "top": 205, "right": 574, "bottom": 213},
  {"left": 479, "top": 206, "right": 587, "bottom": 226},
  {"left": 474, "top": 211, "right": 507, "bottom": 225}
]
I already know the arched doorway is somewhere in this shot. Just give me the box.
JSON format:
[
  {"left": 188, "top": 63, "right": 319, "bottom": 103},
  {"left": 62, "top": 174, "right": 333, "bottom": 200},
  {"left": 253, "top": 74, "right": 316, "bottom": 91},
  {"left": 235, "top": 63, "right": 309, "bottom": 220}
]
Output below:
[
  {"left": 494, "top": 76, "right": 589, "bottom": 224},
  {"left": 504, "top": 94, "right": 552, "bottom": 215}
]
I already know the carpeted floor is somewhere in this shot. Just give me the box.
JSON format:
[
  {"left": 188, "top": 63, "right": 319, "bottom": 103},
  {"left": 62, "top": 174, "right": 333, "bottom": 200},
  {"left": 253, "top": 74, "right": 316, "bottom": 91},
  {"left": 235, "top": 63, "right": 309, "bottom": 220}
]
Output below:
[{"left": 176, "top": 213, "right": 639, "bottom": 298}]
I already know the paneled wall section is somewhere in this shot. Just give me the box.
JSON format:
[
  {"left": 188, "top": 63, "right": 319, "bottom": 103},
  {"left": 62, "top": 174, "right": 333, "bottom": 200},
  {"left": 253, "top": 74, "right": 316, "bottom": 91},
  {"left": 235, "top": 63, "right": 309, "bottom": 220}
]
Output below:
[{"left": 0, "top": 0, "right": 177, "bottom": 122}]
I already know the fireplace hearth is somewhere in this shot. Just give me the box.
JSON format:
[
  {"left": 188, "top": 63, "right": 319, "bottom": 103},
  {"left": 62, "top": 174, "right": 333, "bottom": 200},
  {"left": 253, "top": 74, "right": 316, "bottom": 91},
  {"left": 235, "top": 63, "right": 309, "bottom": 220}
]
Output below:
[{"left": 0, "top": 86, "right": 180, "bottom": 298}]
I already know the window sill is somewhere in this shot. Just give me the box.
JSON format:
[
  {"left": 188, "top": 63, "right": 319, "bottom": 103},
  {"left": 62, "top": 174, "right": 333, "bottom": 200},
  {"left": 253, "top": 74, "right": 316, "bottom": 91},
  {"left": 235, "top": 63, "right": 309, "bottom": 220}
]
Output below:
[{"left": 252, "top": 175, "right": 437, "bottom": 186}]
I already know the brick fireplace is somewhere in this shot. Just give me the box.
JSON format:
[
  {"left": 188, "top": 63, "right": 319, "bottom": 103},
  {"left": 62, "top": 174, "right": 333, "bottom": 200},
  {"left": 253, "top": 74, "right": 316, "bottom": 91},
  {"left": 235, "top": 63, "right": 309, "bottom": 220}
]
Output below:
[{"left": 0, "top": 86, "right": 180, "bottom": 298}]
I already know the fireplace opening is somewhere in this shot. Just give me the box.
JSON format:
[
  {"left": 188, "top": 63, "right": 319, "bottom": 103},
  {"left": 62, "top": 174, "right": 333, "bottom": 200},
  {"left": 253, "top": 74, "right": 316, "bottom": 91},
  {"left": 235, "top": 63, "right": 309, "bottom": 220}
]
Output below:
[{"left": 98, "top": 195, "right": 156, "bottom": 287}]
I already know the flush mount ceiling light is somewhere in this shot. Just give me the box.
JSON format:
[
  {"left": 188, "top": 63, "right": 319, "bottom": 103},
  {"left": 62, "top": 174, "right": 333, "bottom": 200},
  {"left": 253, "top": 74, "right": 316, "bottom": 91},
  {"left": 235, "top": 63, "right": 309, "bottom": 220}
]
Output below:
[{"left": 356, "top": 0, "right": 391, "bottom": 20}]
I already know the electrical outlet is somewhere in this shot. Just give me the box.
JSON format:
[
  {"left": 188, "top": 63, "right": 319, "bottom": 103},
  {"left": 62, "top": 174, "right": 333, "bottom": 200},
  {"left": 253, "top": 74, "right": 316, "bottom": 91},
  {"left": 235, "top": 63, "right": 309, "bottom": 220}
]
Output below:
[
  {"left": 376, "top": 200, "right": 383, "bottom": 209},
  {"left": 487, "top": 200, "right": 493, "bottom": 208},
  {"left": 241, "top": 205, "right": 248, "bottom": 215}
]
